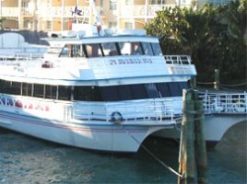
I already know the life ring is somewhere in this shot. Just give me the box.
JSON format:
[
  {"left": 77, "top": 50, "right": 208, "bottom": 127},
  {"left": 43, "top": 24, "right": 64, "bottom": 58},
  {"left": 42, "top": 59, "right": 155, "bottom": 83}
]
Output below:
[{"left": 111, "top": 112, "right": 123, "bottom": 124}]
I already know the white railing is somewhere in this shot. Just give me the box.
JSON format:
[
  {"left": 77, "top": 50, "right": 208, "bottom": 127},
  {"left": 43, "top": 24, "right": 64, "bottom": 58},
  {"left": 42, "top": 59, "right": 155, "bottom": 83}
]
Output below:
[
  {"left": 119, "top": 4, "right": 176, "bottom": 18},
  {"left": 72, "top": 98, "right": 182, "bottom": 123},
  {"left": 2, "top": 7, "right": 20, "bottom": 17},
  {"left": 199, "top": 91, "right": 247, "bottom": 114},
  {"left": 164, "top": 55, "right": 191, "bottom": 65},
  {"left": 37, "top": 6, "right": 90, "bottom": 18}
]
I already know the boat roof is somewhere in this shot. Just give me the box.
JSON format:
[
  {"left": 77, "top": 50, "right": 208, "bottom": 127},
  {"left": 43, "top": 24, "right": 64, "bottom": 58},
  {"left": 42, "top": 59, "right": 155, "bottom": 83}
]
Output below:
[{"left": 45, "top": 35, "right": 160, "bottom": 47}]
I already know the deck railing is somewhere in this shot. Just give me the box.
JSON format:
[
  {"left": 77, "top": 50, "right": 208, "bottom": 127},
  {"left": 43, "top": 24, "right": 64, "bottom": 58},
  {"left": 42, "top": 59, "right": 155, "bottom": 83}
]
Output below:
[
  {"left": 72, "top": 98, "right": 182, "bottom": 124},
  {"left": 199, "top": 91, "right": 247, "bottom": 114},
  {"left": 164, "top": 55, "right": 192, "bottom": 65}
]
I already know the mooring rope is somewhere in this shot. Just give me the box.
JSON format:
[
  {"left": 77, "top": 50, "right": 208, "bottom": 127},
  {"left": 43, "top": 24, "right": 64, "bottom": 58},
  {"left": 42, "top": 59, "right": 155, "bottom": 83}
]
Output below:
[{"left": 121, "top": 125, "right": 183, "bottom": 178}]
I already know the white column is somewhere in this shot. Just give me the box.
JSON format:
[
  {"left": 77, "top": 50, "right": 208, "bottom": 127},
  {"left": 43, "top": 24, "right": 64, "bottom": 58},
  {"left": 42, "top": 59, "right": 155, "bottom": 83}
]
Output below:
[
  {"left": 61, "top": 0, "right": 64, "bottom": 31},
  {"left": 18, "top": 0, "right": 23, "bottom": 29},
  {"left": 132, "top": 0, "right": 134, "bottom": 29},
  {"left": 117, "top": 0, "right": 120, "bottom": 29},
  {"left": 145, "top": 0, "right": 148, "bottom": 23}
]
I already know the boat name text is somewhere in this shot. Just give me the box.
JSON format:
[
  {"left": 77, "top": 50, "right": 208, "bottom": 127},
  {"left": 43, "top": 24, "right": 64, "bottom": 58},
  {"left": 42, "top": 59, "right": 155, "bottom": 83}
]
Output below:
[{"left": 109, "top": 58, "right": 153, "bottom": 65}]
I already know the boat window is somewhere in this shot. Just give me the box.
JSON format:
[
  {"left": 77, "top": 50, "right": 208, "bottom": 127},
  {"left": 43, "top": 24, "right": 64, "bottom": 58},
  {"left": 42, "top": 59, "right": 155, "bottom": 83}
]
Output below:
[
  {"left": 118, "top": 42, "right": 144, "bottom": 55},
  {"left": 142, "top": 42, "right": 154, "bottom": 56},
  {"left": 0, "top": 80, "right": 8, "bottom": 93},
  {"left": 151, "top": 43, "right": 163, "bottom": 56},
  {"left": 85, "top": 44, "right": 103, "bottom": 58},
  {"left": 118, "top": 85, "right": 133, "bottom": 100},
  {"left": 130, "top": 84, "right": 147, "bottom": 99},
  {"left": 156, "top": 83, "right": 171, "bottom": 97},
  {"left": 10, "top": 82, "right": 21, "bottom": 95},
  {"left": 74, "top": 86, "right": 102, "bottom": 101},
  {"left": 100, "top": 86, "right": 119, "bottom": 101},
  {"left": 0, "top": 81, "right": 21, "bottom": 95},
  {"left": 22, "top": 83, "right": 33, "bottom": 96},
  {"left": 145, "top": 83, "right": 160, "bottom": 98},
  {"left": 101, "top": 42, "right": 119, "bottom": 56},
  {"left": 179, "top": 82, "right": 189, "bottom": 91},
  {"left": 59, "top": 44, "right": 85, "bottom": 58},
  {"left": 167, "top": 83, "right": 181, "bottom": 96},
  {"left": 58, "top": 86, "right": 72, "bottom": 100},
  {"left": 45, "top": 85, "right": 57, "bottom": 99},
  {"left": 33, "top": 84, "right": 44, "bottom": 98}
]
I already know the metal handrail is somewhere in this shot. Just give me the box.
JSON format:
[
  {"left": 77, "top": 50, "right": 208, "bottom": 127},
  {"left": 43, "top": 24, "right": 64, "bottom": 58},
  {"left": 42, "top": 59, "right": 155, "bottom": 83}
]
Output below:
[
  {"left": 199, "top": 91, "right": 247, "bottom": 114},
  {"left": 73, "top": 98, "right": 182, "bottom": 123},
  {"left": 164, "top": 55, "right": 191, "bottom": 65}
]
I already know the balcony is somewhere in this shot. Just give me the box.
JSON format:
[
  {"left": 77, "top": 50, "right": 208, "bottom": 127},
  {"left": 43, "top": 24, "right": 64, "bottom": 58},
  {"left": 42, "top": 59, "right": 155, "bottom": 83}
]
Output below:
[
  {"left": 119, "top": 4, "right": 176, "bottom": 19},
  {"left": 36, "top": 6, "right": 90, "bottom": 18},
  {"left": 2, "top": 7, "right": 20, "bottom": 17}
]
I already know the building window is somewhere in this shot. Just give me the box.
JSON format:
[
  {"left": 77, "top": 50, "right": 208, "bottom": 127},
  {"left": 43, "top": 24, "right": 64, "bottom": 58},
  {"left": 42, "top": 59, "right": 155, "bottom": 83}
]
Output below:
[
  {"left": 110, "top": 0, "right": 117, "bottom": 10},
  {"left": 125, "top": 0, "right": 131, "bottom": 5},
  {"left": 124, "top": 22, "right": 133, "bottom": 29},
  {"left": 109, "top": 22, "right": 117, "bottom": 29},
  {"left": 149, "top": 0, "right": 166, "bottom": 4},
  {"left": 100, "top": 0, "right": 104, "bottom": 7},
  {"left": 46, "top": 21, "right": 51, "bottom": 30}
]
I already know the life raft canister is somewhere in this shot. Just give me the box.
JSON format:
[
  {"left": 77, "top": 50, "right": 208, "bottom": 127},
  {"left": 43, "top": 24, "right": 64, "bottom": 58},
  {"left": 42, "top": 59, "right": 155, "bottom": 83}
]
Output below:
[{"left": 111, "top": 111, "right": 123, "bottom": 124}]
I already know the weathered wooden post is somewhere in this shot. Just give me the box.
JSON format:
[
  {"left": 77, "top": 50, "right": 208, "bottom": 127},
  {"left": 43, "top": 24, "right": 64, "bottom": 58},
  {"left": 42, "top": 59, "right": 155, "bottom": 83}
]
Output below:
[
  {"left": 178, "top": 89, "right": 197, "bottom": 184},
  {"left": 191, "top": 77, "right": 197, "bottom": 89},
  {"left": 178, "top": 89, "right": 207, "bottom": 184},
  {"left": 214, "top": 69, "right": 220, "bottom": 90},
  {"left": 194, "top": 91, "right": 207, "bottom": 184}
]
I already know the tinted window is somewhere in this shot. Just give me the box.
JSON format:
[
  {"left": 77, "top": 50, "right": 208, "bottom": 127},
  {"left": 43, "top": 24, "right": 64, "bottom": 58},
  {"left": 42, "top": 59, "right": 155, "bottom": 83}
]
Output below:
[
  {"left": 22, "top": 83, "right": 33, "bottom": 96},
  {"left": 118, "top": 85, "right": 132, "bottom": 100},
  {"left": 100, "top": 86, "right": 119, "bottom": 101},
  {"left": 33, "top": 84, "right": 44, "bottom": 98},
  {"left": 167, "top": 83, "right": 181, "bottom": 96},
  {"left": 74, "top": 86, "right": 101, "bottom": 101},
  {"left": 10, "top": 82, "right": 21, "bottom": 95},
  {"left": 156, "top": 83, "right": 171, "bottom": 97},
  {"left": 151, "top": 43, "right": 162, "bottom": 56},
  {"left": 60, "top": 44, "right": 85, "bottom": 57},
  {"left": 179, "top": 82, "right": 188, "bottom": 91},
  {"left": 101, "top": 42, "right": 119, "bottom": 56},
  {"left": 118, "top": 42, "right": 143, "bottom": 55},
  {"left": 145, "top": 83, "right": 160, "bottom": 98},
  {"left": 85, "top": 44, "right": 103, "bottom": 58},
  {"left": 45, "top": 85, "right": 57, "bottom": 99},
  {"left": 142, "top": 42, "right": 153, "bottom": 56},
  {"left": 58, "top": 86, "right": 71, "bottom": 100},
  {"left": 130, "top": 84, "right": 147, "bottom": 99}
]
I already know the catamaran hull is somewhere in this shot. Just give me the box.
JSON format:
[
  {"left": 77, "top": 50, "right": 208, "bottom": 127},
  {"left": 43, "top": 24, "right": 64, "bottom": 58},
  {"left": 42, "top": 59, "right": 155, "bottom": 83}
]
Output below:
[
  {"left": 154, "top": 114, "right": 247, "bottom": 142},
  {"left": 0, "top": 111, "right": 170, "bottom": 152}
]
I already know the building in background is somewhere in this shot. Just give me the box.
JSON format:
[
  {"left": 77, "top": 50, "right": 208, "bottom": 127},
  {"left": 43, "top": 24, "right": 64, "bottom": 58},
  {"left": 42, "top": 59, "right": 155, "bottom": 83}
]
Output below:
[
  {"left": 197, "top": 0, "right": 234, "bottom": 7},
  {"left": 1, "top": 0, "right": 231, "bottom": 32}
]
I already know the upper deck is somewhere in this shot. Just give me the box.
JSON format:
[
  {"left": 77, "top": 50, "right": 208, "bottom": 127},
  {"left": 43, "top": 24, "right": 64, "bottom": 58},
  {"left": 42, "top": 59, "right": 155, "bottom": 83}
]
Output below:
[{"left": 0, "top": 34, "right": 196, "bottom": 86}]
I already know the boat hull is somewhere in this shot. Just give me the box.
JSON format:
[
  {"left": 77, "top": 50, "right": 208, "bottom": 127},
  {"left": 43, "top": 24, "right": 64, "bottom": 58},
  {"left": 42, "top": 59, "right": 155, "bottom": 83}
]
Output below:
[
  {"left": 0, "top": 111, "right": 170, "bottom": 152},
  {"left": 154, "top": 114, "right": 247, "bottom": 142}
]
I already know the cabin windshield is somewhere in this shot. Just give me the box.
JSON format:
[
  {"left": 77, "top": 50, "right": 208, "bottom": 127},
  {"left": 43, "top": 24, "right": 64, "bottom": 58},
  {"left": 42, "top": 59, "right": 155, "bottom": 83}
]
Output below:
[
  {"left": 59, "top": 44, "right": 85, "bottom": 57},
  {"left": 56, "top": 42, "right": 162, "bottom": 58}
]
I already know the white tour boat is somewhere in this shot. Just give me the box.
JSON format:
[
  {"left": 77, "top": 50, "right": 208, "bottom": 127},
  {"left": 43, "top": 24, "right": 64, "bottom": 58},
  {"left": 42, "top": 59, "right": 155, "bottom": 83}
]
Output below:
[{"left": 0, "top": 26, "right": 196, "bottom": 152}]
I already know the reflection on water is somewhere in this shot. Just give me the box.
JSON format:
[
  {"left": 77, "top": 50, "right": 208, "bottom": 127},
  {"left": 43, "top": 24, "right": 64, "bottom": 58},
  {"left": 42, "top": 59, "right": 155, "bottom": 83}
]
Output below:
[{"left": 0, "top": 128, "right": 245, "bottom": 184}]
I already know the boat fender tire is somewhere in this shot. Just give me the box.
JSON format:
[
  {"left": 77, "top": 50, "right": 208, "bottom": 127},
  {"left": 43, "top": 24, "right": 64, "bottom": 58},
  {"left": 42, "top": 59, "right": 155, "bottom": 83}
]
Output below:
[{"left": 111, "top": 112, "right": 123, "bottom": 124}]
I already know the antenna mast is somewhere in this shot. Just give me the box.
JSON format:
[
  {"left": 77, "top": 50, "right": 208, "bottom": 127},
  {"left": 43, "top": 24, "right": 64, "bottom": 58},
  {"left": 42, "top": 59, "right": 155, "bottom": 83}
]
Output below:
[{"left": 89, "top": 0, "right": 102, "bottom": 33}]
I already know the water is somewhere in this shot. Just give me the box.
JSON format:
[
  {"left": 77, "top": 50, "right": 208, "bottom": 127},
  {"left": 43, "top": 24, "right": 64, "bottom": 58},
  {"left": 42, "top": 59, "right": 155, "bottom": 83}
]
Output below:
[{"left": 0, "top": 128, "right": 245, "bottom": 184}]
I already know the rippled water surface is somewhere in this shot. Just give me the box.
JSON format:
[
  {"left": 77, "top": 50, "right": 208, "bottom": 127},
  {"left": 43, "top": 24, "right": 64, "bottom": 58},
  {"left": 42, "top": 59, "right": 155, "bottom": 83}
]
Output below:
[{"left": 0, "top": 128, "right": 246, "bottom": 184}]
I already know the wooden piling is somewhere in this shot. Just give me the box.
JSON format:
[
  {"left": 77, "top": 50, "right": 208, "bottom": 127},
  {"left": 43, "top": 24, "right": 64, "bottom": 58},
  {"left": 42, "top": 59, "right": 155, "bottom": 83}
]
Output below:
[
  {"left": 178, "top": 89, "right": 197, "bottom": 184},
  {"left": 194, "top": 92, "right": 207, "bottom": 184},
  {"left": 178, "top": 89, "right": 207, "bottom": 184}
]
